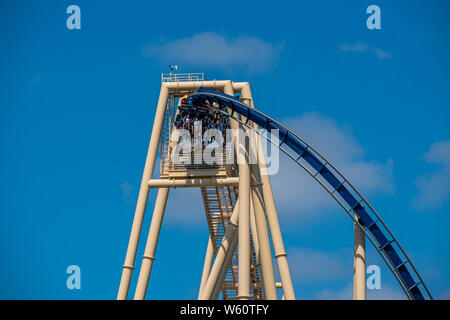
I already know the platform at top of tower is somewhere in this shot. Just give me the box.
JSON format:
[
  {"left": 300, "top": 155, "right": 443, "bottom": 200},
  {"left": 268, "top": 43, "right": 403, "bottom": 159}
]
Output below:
[{"left": 161, "top": 73, "right": 206, "bottom": 83}]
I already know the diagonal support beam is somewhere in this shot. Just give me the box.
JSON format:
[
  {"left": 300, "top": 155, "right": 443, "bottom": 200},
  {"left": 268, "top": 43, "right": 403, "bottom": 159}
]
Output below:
[
  {"left": 117, "top": 84, "right": 169, "bottom": 300},
  {"left": 199, "top": 201, "right": 239, "bottom": 300},
  {"left": 134, "top": 187, "right": 170, "bottom": 300},
  {"left": 198, "top": 237, "right": 214, "bottom": 299}
]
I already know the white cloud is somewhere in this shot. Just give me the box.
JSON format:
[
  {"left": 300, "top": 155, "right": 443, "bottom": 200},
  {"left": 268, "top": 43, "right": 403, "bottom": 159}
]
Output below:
[
  {"left": 366, "top": 285, "right": 405, "bottom": 300},
  {"left": 339, "top": 43, "right": 368, "bottom": 53},
  {"left": 269, "top": 112, "right": 395, "bottom": 219},
  {"left": 421, "top": 266, "right": 443, "bottom": 281},
  {"left": 143, "top": 32, "right": 283, "bottom": 73},
  {"left": 316, "top": 283, "right": 405, "bottom": 300},
  {"left": 164, "top": 187, "right": 205, "bottom": 225},
  {"left": 372, "top": 48, "right": 392, "bottom": 59},
  {"left": 339, "top": 43, "right": 392, "bottom": 59},
  {"left": 439, "top": 289, "right": 450, "bottom": 299},
  {"left": 288, "top": 248, "right": 351, "bottom": 284},
  {"left": 119, "top": 182, "right": 136, "bottom": 205},
  {"left": 32, "top": 76, "right": 44, "bottom": 84},
  {"left": 288, "top": 247, "right": 406, "bottom": 299},
  {"left": 316, "top": 283, "right": 353, "bottom": 299},
  {"left": 412, "top": 140, "right": 450, "bottom": 211}
]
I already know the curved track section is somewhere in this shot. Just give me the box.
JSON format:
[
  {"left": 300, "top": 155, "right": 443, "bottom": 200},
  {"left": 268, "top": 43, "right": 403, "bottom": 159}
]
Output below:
[{"left": 187, "top": 88, "right": 432, "bottom": 300}]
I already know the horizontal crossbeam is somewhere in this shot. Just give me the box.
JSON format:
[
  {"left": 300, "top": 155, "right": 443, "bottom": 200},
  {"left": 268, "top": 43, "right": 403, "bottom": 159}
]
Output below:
[{"left": 147, "top": 177, "right": 239, "bottom": 188}]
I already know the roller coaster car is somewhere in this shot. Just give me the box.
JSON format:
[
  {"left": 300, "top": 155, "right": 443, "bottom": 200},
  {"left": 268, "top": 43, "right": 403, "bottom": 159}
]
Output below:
[
  {"left": 179, "top": 104, "right": 210, "bottom": 114},
  {"left": 176, "top": 101, "right": 229, "bottom": 127}
]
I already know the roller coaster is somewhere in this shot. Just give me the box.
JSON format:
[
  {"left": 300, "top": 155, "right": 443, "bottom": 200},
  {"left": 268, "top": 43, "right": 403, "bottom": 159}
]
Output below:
[{"left": 117, "top": 74, "right": 433, "bottom": 300}]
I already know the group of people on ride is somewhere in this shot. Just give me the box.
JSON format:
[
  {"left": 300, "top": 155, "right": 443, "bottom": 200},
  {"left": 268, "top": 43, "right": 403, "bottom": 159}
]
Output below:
[{"left": 174, "top": 98, "right": 231, "bottom": 147}]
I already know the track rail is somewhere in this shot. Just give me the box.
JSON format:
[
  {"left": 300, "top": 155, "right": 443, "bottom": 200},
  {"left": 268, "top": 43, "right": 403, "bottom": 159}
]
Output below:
[{"left": 187, "top": 88, "right": 432, "bottom": 300}]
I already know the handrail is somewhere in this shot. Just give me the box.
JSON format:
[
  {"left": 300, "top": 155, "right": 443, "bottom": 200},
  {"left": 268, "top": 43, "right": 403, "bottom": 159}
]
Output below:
[{"left": 161, "top": 73, "right": 205, "bottom": 83}]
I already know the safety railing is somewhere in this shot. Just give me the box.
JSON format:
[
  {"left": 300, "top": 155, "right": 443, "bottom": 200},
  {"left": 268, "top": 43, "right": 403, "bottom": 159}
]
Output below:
[{"left": 161, "top": 73, "right": 205, "bottom": 83}]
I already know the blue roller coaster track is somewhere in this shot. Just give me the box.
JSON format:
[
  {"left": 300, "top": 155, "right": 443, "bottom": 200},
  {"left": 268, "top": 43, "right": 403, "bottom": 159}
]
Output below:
[{"left": 187, "top": 88, "right": 433, "bottom": 300}]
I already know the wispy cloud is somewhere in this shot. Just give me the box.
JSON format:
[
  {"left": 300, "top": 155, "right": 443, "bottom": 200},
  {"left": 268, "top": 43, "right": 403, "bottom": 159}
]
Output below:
[
  {"left": 412, "top": 140, "right": 450, "bottom": 211},
  {"left": 143, "top": 32, "right": 283, "bottom": 73},
  {"left": 32, "top": 76, "right": 44, "bottom": 84},
  {"left": 339, "top": 42, "right": 392, "bottom": 59},
  {"left": 288, "top": 247, "right": 406, "bottom": 299},
  {"left": 315, "top": 283, "right": 353, "bottom": 299},
  {"left": 372, "top": 48, "right": 392, "bottom": 59},
  {"left": 339, "top": 43, "right": 368, "bottom": 53},
  {"left": 164, "top": 187, "right": 205, "bottom": 225},
  {"left": 150, "top": 157, "right": 206, "bottom": 226},
  {"left": 270, "top": 112, "right": 395, "bottom": 220},
  {"left": 439, "top": 289, "right": 450, "bottom": 299},
  {"left": 316, "top": 283, "right": 405, "bottom": 300},
  {"left": 288, "top": 248, "right": 351, "bottom": 284},
  {"left": 119, "top": 182, "right": 136, "bottom": 205}
]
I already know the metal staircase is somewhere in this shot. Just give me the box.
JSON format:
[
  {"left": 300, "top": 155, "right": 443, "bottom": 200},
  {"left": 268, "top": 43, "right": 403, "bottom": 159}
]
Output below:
[
  {"left": 160, "top": 97, "right": 175, "bottom": 176},
  {"left": 201, "top": 184, "right": 263, "bottom": 299}
]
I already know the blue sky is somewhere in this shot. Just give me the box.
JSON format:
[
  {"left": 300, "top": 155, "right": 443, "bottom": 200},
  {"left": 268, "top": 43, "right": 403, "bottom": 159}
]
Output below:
[{"left": 0, "top": 0, "right": 449, "bottom": 299}]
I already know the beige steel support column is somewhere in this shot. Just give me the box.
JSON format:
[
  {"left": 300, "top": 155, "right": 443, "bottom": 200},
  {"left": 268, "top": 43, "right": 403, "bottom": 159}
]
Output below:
[
  {"left": 200, "top": 201, "right": 239, "bottom": 300},
  {"left": 225, "top": 83, "right": 251, "bottom": 300},
  {"left": 198, "top": 237, "right": 214, "bottom": 299},
  {"left": 241, "top": 91, "right": 278, "bottom": 300},
  {"left": 257, "top": 141, "right": 295, "bottom": 300},
  {"left": 134, "top": 187, "right": 170, "bottom": 299},
  {"left": 117, "top": 84, "right": 169, "bottom": 300},
  {"left": 249, "top": 199, "right": 260, "bottom": 264},
  {"left": 250, "top": 172, "right": 278, "bottom": 299},
  {"left": 240, "top": 84, "right": 296, "bottom": 300},
  {"left": 353, "top": 217, "right": 366, "bottom": 300}
]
